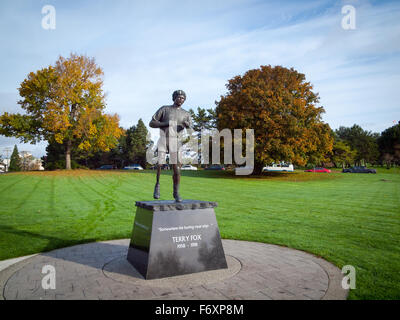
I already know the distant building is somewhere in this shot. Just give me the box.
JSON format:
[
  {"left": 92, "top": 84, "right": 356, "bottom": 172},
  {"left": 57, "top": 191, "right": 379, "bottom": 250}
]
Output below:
[
  {"left": 0, "top": 152, "right": 44, "bottom": 172},
  {"left": 19, "top": 151, "right": 44, "bottom": 171},
  {"left": 0, "top": 159, "right": 10, "bottom": 172}
]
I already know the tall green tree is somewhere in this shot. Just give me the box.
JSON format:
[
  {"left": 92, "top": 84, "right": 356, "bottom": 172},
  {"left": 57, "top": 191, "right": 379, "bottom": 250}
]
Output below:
[
  {"left": 0, "top": 54, "right": 123, "bottom": 170},
  {"left": 331, "top": 140, "right": 356, "bottom": 169},
  {"left": 189, "top": 107, "right": 217, "bottom": 132},
  {"left": 216, "top": 65, "right": 333, "bottom": 174},
  {"left": 188, "top": 107, "right": 216, "bottom": 164},
  {"left": 120, "top": 119, "right": 150, "bottom": 168},
  {"left": 335, "top": 125, "right": 379, "bottom": 166},
  {"left": 377, "top": 122, "right": 400, "bottom": 167},
  {"left": 9, "top": 145, "right": 21, "bottom": 172}
]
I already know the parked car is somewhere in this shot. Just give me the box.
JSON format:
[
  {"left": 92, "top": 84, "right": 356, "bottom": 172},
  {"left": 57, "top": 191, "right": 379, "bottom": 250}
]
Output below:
[
  {"left": 342, "top": 166, "right": 376, "bottom": 173},
  {"left": 123, "top": 164, "right": 144, "bottom": 170},
  {"left": 181, "top": 164, "right": 197, "bottom": 171},
  {"left": 149, "top": 164, "right": 170, "bottom": 170},
  {"left": 263, "top": 163, "right": 294, "bottom": 172},
  {"left": 305, "top": 167, "right": 331, "bottom": 173},
  {"left": 96, "top": 165, "right": 114, "bottom": 170},
  {"left": 205, "top": 165, "right": 225, "bottom": 170}
]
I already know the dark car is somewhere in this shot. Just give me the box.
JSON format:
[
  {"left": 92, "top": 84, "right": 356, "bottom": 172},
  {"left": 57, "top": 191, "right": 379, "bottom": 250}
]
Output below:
[
  {"left": 205, "top": 165, "right": 225, "bottom": 170},
  {"left": 342, "top": 166, "right": 376, "bottom": 173},
  {"left": 96, "top": 165, "right": 114, "bottom": 170},
  {"left": 150, "top": 164, "right": 170, "bottom": 170}
]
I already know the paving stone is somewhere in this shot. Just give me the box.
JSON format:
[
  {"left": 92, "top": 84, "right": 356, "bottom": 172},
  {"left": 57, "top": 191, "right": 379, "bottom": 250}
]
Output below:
[
  {"left": 231, "top": 291, "right": 273, "bottom": 300},
  {"left": 259, "top": 287, "right": 300, "bottom": 300},
  {"left": 150, "top": 286, "right": 181, "bottom": 297}
]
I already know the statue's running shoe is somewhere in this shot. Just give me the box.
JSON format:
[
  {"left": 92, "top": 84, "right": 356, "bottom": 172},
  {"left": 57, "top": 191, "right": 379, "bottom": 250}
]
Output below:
[{"left": 153, "top": 183, "right": 160, "bottom": 199}]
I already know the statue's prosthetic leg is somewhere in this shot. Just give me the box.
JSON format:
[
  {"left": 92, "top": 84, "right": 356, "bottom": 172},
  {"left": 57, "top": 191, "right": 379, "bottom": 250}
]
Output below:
[{"left": 172, "top": 164, "right": 182, "bottom": 202}]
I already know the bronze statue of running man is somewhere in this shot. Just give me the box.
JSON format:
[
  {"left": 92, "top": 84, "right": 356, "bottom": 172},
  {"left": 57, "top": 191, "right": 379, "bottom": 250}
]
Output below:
[{"left": 149, "top": 90, "right": 192, "bottom": 202}]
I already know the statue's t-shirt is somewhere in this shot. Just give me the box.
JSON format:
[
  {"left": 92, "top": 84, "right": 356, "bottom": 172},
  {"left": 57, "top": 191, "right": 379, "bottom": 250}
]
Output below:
[{"left": 149, "top": 105, "right": 192, "bottom": 153}]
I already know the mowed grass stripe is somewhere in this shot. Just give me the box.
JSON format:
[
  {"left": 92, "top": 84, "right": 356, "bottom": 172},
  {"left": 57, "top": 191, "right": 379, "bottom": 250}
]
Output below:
[
  {"left": 62, "top": 174, "right": 135, "bottom": 238},
  {"left": 1, "top": 176, "right": 50, "bottom": 225},
  {"left": 79, "top": 175, "right": 141, "bottom": 214},
  {"left": 0, "top": 174, "right": 29, "bottom": 194}
]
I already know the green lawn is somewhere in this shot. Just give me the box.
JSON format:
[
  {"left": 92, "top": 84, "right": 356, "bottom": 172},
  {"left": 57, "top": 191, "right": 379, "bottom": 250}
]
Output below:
[{"left": 0, "top": 168, "right": 399, "bottom": 299}]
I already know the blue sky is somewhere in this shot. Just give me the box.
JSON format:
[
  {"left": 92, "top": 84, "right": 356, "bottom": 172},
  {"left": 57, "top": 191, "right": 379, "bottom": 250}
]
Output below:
[{"left": 0, "top": 0, "right": 399, "bottom": 158}]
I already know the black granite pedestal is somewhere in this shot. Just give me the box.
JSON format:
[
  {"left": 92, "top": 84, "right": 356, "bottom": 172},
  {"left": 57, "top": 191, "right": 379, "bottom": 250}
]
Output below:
[{"left": 127, "top": 200, "right": 228, "bottom": 279}]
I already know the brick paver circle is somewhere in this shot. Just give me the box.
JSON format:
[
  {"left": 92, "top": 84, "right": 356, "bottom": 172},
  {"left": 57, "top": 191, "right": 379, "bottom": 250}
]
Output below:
[{"left": 0, "top": 239, "right": 348, "bottom": 300}]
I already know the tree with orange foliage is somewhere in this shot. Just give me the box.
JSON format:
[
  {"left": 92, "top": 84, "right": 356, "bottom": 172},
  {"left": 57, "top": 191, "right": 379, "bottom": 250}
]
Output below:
[
  {"left": 0, "top": 54, "right": 123, "bottom": 169},
  {"left": 216, "top": 65, "right": 333, "bottom": 174}
]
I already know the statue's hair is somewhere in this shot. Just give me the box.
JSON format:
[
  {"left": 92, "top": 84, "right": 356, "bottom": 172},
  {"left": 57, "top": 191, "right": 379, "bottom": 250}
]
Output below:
[{"left": 172, "top": 90, "right": 186, "bottom": 101}]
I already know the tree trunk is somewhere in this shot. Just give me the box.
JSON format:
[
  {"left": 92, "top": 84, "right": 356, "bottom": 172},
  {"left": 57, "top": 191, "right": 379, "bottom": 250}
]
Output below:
[{"left": 65, "top": 140, "right": 72, "bottom": 170}]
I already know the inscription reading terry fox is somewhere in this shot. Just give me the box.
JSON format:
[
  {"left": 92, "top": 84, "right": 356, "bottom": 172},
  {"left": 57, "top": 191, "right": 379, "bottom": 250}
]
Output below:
[
  {"left": 172, "top": 234, "right": 202, "bottom": 249},
  {"left": 172, "top": 234, "right": 202, "bottom": 243}
]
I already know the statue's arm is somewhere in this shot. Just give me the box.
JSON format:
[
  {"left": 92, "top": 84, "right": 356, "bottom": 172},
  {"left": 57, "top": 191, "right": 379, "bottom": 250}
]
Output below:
[
  {"left": 177, "top": 113, "right": 193, "bottom": 132},
  {"left": 149, "top": 107, "right": 169, "bottom": 128},
  {"left": 185, "top": 113, "right": 193, "bottom": 129}
]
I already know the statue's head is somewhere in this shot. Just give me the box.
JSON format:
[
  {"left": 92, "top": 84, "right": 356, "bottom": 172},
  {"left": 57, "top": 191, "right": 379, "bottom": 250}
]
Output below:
[{"left": 172, "top": 90, "right": 186, "bottom": 102}]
